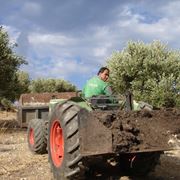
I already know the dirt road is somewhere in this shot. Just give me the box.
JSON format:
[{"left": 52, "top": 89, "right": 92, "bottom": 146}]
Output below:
[
  {"left": 0, "top": 112, "right": 180, "bottom": 180},
  {"left": 0, "top": 129, "right": 179, "bottom": 180}
]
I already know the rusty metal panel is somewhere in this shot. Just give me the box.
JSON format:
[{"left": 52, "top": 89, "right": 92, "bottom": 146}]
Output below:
[
  {"left": 78, "top": 109, "right": 113, "bottom": 156},
  {"left": 18, "top": 106, "right": 49, "bottom": 128},
  {"left": 19, "top": 92, "right": 77, "bottom": 106},
  {"left": 38, "top": 109, "right": 49, "bottom": 120},
  {"left": 22, "top": 109, "right": 36, "bottom": 123}
]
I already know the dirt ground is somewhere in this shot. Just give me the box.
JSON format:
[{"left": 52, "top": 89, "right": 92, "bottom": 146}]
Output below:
[{"left": 0, "top": 111, "right": 180, "bottom": 180}]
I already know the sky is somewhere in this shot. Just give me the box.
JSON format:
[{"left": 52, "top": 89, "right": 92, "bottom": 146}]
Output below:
[{"left": 0, "top": 0, "right": 180, "bottom": 89}]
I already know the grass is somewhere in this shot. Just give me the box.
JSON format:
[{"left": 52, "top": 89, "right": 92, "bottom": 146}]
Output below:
[{"left": 0, "top": 111, "right": 18, "bottom": 134}]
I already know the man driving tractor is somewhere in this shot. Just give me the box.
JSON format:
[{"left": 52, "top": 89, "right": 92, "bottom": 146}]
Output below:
[
  {"left": 82, "top": 66, "right": 152, "bottom": 111},
  {"left": 82, "top": 67, "right": 112, "bottom": 98}
]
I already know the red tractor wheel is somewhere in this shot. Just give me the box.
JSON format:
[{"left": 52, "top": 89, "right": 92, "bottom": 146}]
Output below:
[
  {"left": 48, "top": 102, "right": 85, "bottom": 180},
  {"left": 50, "top": 120, "right": 64, "bottom": 167},
  {"left": 29, "top": 128, "right": 35, "bottom": 146},
  {"left": 27, "top": 118, "right": 48, "bottom": 154}
]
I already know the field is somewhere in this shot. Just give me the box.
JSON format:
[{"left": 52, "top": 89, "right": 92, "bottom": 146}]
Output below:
[{"left": 0, "top": 111, "right": 180, "bottom": 180}]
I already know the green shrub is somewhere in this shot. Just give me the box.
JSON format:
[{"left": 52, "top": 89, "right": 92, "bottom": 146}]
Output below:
[{"left": 107, "top": 41, "right": 180, "bottom": 108}]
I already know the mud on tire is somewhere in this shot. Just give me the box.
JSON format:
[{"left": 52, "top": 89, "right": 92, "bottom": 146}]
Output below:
[
  {"left": 48, "top": 101, "right": 85, "bottom": 180},
  {"left": 27, "top": 118, "right": 48, "bottom": 154}
]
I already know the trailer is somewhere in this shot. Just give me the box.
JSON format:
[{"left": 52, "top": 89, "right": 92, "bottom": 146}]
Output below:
[{"left": 17, "top": 92, "right": 77, "bottom": 127}]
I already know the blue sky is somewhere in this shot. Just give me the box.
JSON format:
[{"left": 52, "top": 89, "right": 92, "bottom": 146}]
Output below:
[{"left": 0, "top": 0, "right": 180, "bottom": 89}]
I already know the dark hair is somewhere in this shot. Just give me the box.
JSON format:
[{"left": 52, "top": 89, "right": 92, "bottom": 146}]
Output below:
[{"left": 97, "top": 67, "right": 110, "bottom": 75}]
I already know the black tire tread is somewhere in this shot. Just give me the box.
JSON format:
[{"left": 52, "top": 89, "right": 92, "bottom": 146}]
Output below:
[
  {"left": 67, "top": 154, "right": 82, "bottom": 167},
  {"left": 65, "top": 167, "right": 81, "bottom": 178},
  {"left": 48, "top": 101, "right": 85, "bottom": 180},
  {"left": 27, "top": 118, "right": 47, "bottom": 154},
  {"left": 67, "top": 139, "right": 80, "bottom": 153}
]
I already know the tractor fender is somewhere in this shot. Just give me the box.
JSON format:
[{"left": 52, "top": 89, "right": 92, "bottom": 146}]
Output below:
[{"left": 78, "top": 109, "right": 113, "bottom": 156}]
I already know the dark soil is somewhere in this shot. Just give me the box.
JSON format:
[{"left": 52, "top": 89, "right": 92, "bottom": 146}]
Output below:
[{"left": 91, "top": 108, "right": 180, "bottom": 153}]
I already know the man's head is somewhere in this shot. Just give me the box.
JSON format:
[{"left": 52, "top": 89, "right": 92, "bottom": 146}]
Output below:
[{"left": 97, "top": 67, "right": 110, "bottom": 82}]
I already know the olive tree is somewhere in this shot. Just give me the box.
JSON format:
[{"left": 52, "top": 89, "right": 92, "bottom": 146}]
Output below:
[
  {"left": 107, "top": 41, "right": 180, "bottom": 107},
  {"left": 16, "top": 71, "right": 31, "bottom": 96},
  {"left": 0, "top": 27, "right": 26, "bottom": 102},
  {"left": 29, "top": 78, "right": 76, "bottom": 93}
]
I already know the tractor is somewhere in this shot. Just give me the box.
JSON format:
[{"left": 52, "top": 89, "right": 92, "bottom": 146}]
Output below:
[{"left": 27, "top": 93, "right": 170, "bottom": 179}]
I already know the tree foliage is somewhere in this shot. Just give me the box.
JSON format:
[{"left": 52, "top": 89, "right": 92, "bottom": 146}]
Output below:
[
  {"left": 16, "top": 71, "right": 31, "bottom": 96},
  {"left": 0, "top": 98, "right": 13, "bottom": 111},
  {"left": 107, "top": 41, "right": 180, "bottom": 107},
  {"left": 29, "top": 78, "right": 76, "bottom": 93},
  {"left": 0, "top": 27, "right": 26, "bottom": 101}
]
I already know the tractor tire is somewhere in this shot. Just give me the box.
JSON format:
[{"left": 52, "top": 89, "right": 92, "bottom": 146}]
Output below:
[
  {"left": 120, "top": 152, "right": 161, "bottom": 176},
  {"left": 48, "top": 101, "right": 85, "bottom": 180},
  {"left": 27, "top": 118, "right": 48, "bottom": 154}
]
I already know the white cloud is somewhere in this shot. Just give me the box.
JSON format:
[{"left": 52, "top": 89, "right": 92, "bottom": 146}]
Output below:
[
  {"left": 93, "top": 47, "right": 107, "bottom": 57},
  {"left": 23, "top": 2, "right": 180, "bottom": 84},
  {"left": 113, "top": 4, "right": 180, "bottom": 46},
  {"left": 160, "top": 1, "right": 180, "bottom": 18},
  {"left": 2, "top": 0, "right": 180, "bottom": 88},
  {"left": 22, "top": 2, "right": 42, "bottom": 16},
  {"left": 28, "top": 33, "right": 75, "bottom": 46},
  {"left": 51, "top": 59, "right": 89, "bottom": 77},
  {"left": 23, "top": 55, "right": 91, "bottom": 81}
]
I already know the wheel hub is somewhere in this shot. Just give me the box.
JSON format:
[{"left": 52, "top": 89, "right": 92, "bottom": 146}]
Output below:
[
  {"left": 29, "top": 128, "right": 34, "bottom": 146},
  {"left": 50, "top": 120, "right": 64, "bottom": 167}
]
